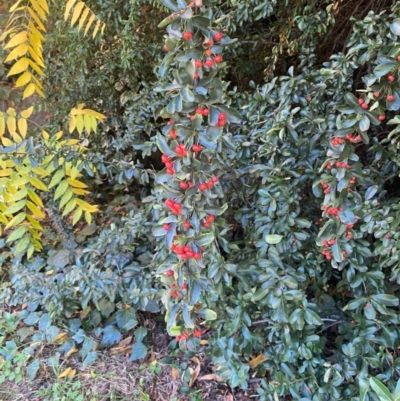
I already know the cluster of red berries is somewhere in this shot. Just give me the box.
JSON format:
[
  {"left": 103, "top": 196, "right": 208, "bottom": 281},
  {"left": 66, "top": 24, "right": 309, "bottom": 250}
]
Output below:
[
  {"left": 322, "top": 239, "right": 336, "bottom": 247},
  {"left": 198, "top": 176, "right": 219, "bottom": 191},
  {"left": 169, "top": 128, "right": 177, "bottom": 139},
  {"left": 215, "top": 112, "right": 227, "bottom": 127},
  {"left": 195, "top": 107, "right": 209, "bottom": 116},
  {"left": 358, "top": 98, "right": 369, "bottom": 109},
  {"left": 176, "top": 144, "right": 187, "bottom": 157},
  {"left": 335, "top": 161, "right": 350, "bottom": 169},
  {"left": 320, "top": 181, "right": 331, "bottom": 194},
  {"left": 176, "top": 332, "right": 189, "bottom": 341},
  {"left": 165, "top": 199, "right": 182, "bottom": 215},
  {"left": 203, "top": 214, "right": 215, "bottom": 228},
  {"left": 349, "top": 176, "right": 356, "bottom": 185},
  {"left": 321, "top": 205, "right": 343, "bottom": 218},
  {"left": 170, "top": 244, "right": 202, "bottom": 259},
  {"left": 162, "top": 154, "right": 175, "bottom": 175},
  {"left": 387, "top": 94, "right": 395, "bottom": 102},
  {"left": 179, "top": 181, "right": 194, "bottom": 190},
  {"left": 331, "top": 137, "right": 344, "bottom": 147},
  {"left": 345, "top": 134, "right": 362, "bottom": 143},
  {"left": 321, "top": 249, "right": 332, "bottom": 260}
]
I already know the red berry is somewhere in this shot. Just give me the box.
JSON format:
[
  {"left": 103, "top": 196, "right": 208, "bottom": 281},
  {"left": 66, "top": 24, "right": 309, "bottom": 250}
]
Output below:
[
  {"left": 218, "top": 113, "right": 227, "bottom": 121},
  {"left": 190, "top": 115, "right": 195, "bottom": 121},
  {"left": 166, "top": 168, "right": 175, "bottom": 175},
  {"left": 193, "top": 252, "right": 201, "bottom": 259},
  {"left": 373, "top": 91, "right": 380, "bottom": 98},
  {"left": 204, "top": 49, "right": 213, "bottom": 56},
  {"left": 203, "top": 221, "right": 211, "bottom": 228},
  {"left": 196, "top": 108, "right": 203, "bottom": 115},
  {"left": 161, "top": 155, "right": 170, "bottom": 163},
  {"left": 398, "top": 56, "right": 400, "bottom": 61},
  {"left": 171, "top": 290, "right": 179, "bottom": 298},
  {"left": 192, "top": 144, "right": 202, "bottom": 152},
  {"left": 387, "top": 95, "right": 395, "bottom": 102},
  {"left": 169, "top": 129, "right": 177, "bottom": 139},
  {"left": 207, "top": 181, "right": 214, "bottom": 189},
  {"left": 183, "top": 221, "right": 191, "bottom": 229},
  {"left": 167, "top": 119, "right": 174, "bottom": 125},
  {"left": 204, "top": 39, "right": 213, "bottom": 47},
  {"left": 361, "top": 103, "right": 368, "bottom": 109},
  {"left": 194, "top": 72, "right": 199, "bottom": 79},
  {"left": 378, "top": 114, "right": 385, "bottom": 121},
  {"left": 213, "top": 32, "right": 223, "bottom": 41},
  {"left": 163, "top": 44, "right": 169, "bottom": 52},
  {"left": 388, "top": 75, "right": 395, "bottom": 82},
  {"left": 207, "top": 215, "right": 215, "bottom": 222},
  {"left": 205, "top": 59, "right": 214, "bottom": 68},
  {"left": 193, "top": 329, "right": 202, "bottom": 337},
  {"left": 358, "top": 98, "right": 364, "bottom": 105},
  {"left": 202, "top": 109, "right": 209, "bottom": 116},
  {"left": 212, "top": 176, "right": 219, "bottom": 183},
  {"left": 165, "top": 270, "right": 174, "bottom": 276},
  {"left": 217, "top": 120, "right": 226, "bottom": 127},
  {"left": 183, "top": 31, "right": 193, "bottom": 41},
  {"left": 199, "top": 183, "right": 208, "bottom": 191},
  {"left": 181, "top": 283, "right": 188, "bottom": 290},
  {"left": 163, "top": 224, "right": 171, "bottom": 231},
  {"left": 165, "top": 161, "right": 173, "bottom": 169},
  {"left": 180, "top": 182, "right": 189, "bottom": 189},
  {"left": 214, "top": 55, "right": 223, "bottom": 63},
  {"left": 195, "top": 60, "right": 203, "bottom": 68}
]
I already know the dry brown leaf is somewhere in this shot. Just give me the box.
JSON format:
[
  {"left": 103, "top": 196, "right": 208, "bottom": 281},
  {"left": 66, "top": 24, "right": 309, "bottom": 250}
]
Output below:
[
  {"left": 190, "top": 356, "right": 200, "bottom": 365},
  {"left": 198, "top": 374, "right": 223, "bottom": 382},
  {"left": 171, "top": 367, "right": 180, "bottom": 380},
  {"left": 58, "top": 367, "right": 71, "bottom": 378},
  {"left": 67, "top": 369, "right": 77, "bottom": 379},
  {"left": 200, "top": 339, "right": 208, "bottom": 345},
  {"left": 189, "top": 360, "right": 201, "bottom": 387},
  {"left": 248, "top": 353, "right": 268, "bottom": 369},
  {"left": 118, "top": 336, "right": 132, "bottom": 348},
  {"left": 65, "top": 347, "right": 78, "bottom": 358}
]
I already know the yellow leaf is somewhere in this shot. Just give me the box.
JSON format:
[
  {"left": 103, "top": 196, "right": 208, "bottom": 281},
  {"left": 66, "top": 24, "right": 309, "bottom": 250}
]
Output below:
[
  {"left": 0, "top": 169, "right": 13, "bottom": 177},
  {"left": 27, "top": 188, "right": 44, "bottom": 207},
  {"left": 26, "top": 200, "right": 44, "bottom": 218},
  {"left": 27, "top": 244, "right": 35, "bottom": 259},
  {"left": 29, "top": 176, "right": 48, "bottom": 191},
  {"left": 32, "top": 167, "right": 50, "bottom": 177},
  {"left": 67, "top": 369, "right": 77, "bottom": 379},
  {"left": 30, "top": 0, "right": 47, "bottom": 20},
  {"left": 68, "top": 115, "right": 76, "bottom": 133},
  {"left": 67, "top": 178, "right": 88, "bottom": 188},
  {"left": 71, "top": 2, "right": 85, "bottom": 26},
  {"left": 42, "top": 130, "right": 49, "bottom": 140},
  {"left": 65, "top": 139, "right": 80, "bottom": 146},
  {"left": 28, "top": 45, "right": 45, "bottom": 67},
  {"left": 64, "top": 0, "right": 78, "bottom": 21},
  {"left": 27, "top": 6, "right": 47, "bottom": 31},
  {"left": 18, "top": 118, "right": 27, "bottom": 138},
  {"left": 1, "top": 137, "right": 14, "bottom": 146},
  {"left": 7, "top": 57, "right": 30, "bottom": 76},
  {"left": 9, "top": 0, "right": 24, "bottom": 12},
  {"left": 21, "top": 106, "right": 34, "bottom": 119},
  {"left": 76, "top": 115, "right": 84, "bottom": 135},
  {"left": 6, "top": 108, "right": 16, "bottom": 116},
  {"left": 45, "top": 270, "right": 54, "bottom": 275},
  {"left": 15, "top": 71, "right": 32, "bottom": 87},
  {"left": 72, "top": 206, "right": 83, "bottom": 225},
  {"left": 28, "top": 59, "right": 45, "bottom": 76},
  {"left": 82, "top": 108, "right": 106, "bottom": 121},
  {"left": 26, "top": 214, "right": 43, "bottom": 230},
  {"left": 75, "top": 198, "right": 98, "bottom": 213},
  {"left": 83, "top": 114, "right": 92, "bottom": 134},
  {"left": 65, "top": 347, "right": 78, "bottom": 358},
  {"left": 248, "top": 354, "right": 269, "bottom": 370},
  {"left": 55, "top": 131, "right": 63, "bottom": 140},
  {"left": 58, "top": 367, "right": 72, "bottom": 379},
  {"left": 36, "top": 0, "right": 49, "bottom": 14},
  {"left": 78, "top": 7, "right": 90, "bottom": 31},
  {"left": 12, "top": 175, "right": 30, "bottom": 187},
  {"left": 92, "top": 20, "right": 101, "bottom": 39},
  {"left": 84, "top": 13, "right": 95, "bottom": 36},
  {"left": 23, "top": 83, "right": 36, "bottom": 99},
  {"left": 101, "top": 23, "right": 106, "bottom": 35},
  {"left": 0, "top": 114, "right": 5, "bottom": 137},
  {"left": 10, "top": 187, "right": 27, "bottom": 202},
  {"left": 84, "top": 211, "right": 92, "bottom": 224},
  {"left": 6, "top": 116, "right": 16, "bottom": 134},
  {"left": 4, "top": 31, "right": 28, "bottom": 50},
  {"left": 11, "top": 131, "right": 22, "bottom": 143},
  {"left": 53, "top": 332, "right": 69, "bottom": 343},
  {"left": 77, "top": 103, "right": 85, "bottom": 110},
  {"left": 71, "top": 187, "right": 90, "bottom": 195},
  {"left": 4, "top": 43, "right": 29, "bottom": 62}
]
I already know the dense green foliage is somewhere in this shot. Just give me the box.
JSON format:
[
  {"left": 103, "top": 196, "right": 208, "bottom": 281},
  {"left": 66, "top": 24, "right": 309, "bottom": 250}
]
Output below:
[{"left": 3, "top": 0, "right": 400, "bottom": 399}]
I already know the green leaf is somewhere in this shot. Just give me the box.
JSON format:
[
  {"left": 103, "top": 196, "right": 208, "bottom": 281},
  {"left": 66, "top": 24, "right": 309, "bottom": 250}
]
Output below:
[
  {"left": 390, "top": 18, "right": 400, "bottom": 35},
  {"left": 215, "top": 105, "right": 241, "bottom": 123},
  {"left": 265, "top": 234, "right": 283, "bottom": 244},
  {"left": 332, "top": 242, "right": 342, "bottom": 263},
  {"left": 181, "top": 87, "right": 195, "bottom": 102},
  {"left": 156, "top": 133, "right": 176, "bottom": 157},
  {"left": 54, "top": 180, "right": 69, "bottom": 201},
  {"left": 204, "top": 204, "right": 228, "bottom": 215},
  {"left": 3, "top": 199, "right": 26, "bottom": 215},
  {"left": 374, "top": 62, "right": 396, "bottom": 77},
  {"left": 370, "top": 377, "right": 393, "bottom": 401},
  {"left": 6, "top": 225, "right": 28, "bottom": 243},
  {"left": 116, "top": 308, "right": 138, "bottom": 331},
  {"left": 160, "top": 0, "right": 178, "bottom": 11},
  {"left": 101, "top": 325, "right": 122, "bottom": 347},
  {"left": 197, "top": 309, "right": 217, "bottom": 321},
  {"left": 372, "top": 294, "right": 399, "bottom": 307},
  {"left": 82, "top": 352, "right": 97, "bottom": 369},
  {"left": 191, "top": 16, "right": 210, "bottom": 30},
  {"left": 130, "top": 342, "right": 148, "bottom": 361},
  {"left": 194, "top": 233, "right": 215, "bottom": 246},
  {"left": 344, "top": 93, "right": 359, "bottom": 108},
  {"left": 48, "top": 169, "right": 65, "bottom": 189},
  {"left": 359, "top": 115, "right": 370, "bottom": 131},
  {"left": 359, "top": 378, "right": 369, "bottom": 401},
  {"left": 15, "top": 236, "right": 31, "bottom": 254},
  {"left": 26, "top": 359, "right": 40, "bottom": 380},
  {"left": 366, "top": 185, "right": 378, "bottom": 200}
]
